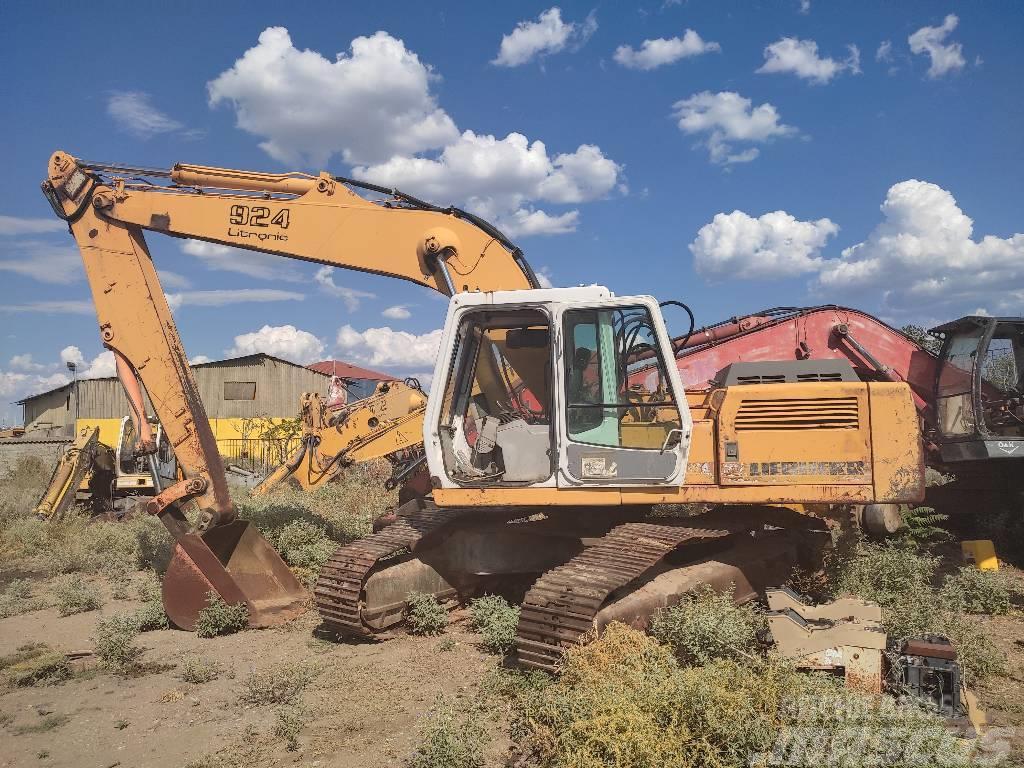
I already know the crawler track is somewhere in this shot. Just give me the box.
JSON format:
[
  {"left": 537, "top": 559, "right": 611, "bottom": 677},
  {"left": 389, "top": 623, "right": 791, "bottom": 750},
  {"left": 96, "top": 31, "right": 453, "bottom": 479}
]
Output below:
[
  {"left": 314, "top": 500, "right": 465, "bottom": 636},
  {"left": 516, "top": 520, "right": 735, "bottom": 672}
]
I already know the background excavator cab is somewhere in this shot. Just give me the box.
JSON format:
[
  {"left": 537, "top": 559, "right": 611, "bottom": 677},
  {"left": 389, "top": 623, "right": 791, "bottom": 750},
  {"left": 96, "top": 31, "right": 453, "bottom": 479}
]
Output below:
[
  {"left": 426, "top": 287, "right": 692, "bottom": 491},
  {"left": 932, "top": 315, "right": 1024, "bottom": 461}
]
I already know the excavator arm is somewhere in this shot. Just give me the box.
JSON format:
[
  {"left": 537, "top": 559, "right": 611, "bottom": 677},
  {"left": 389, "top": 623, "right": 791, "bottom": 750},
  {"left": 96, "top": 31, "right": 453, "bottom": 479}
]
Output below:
[
  {"left": 42, "top": 150, "right": 537, "bottom": 629},
  {"left": 252, "top": 382, "right": 428, "bottom": 497}
]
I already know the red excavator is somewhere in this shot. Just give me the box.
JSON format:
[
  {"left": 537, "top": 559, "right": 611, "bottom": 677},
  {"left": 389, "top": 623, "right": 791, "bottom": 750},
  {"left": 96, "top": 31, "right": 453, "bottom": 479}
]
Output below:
[{"left": 668, "top": 306, "right": 1024, "bottom": 526}]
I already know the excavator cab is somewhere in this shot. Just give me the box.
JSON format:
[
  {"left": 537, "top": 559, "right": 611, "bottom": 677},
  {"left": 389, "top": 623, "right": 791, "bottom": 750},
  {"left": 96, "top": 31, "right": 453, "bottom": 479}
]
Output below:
[
  {"left": 427, "top": 287, "right": 692, "bottom": 491},
  {"left": 932, "top": 315, "right": 1024, "bottom": 461}
]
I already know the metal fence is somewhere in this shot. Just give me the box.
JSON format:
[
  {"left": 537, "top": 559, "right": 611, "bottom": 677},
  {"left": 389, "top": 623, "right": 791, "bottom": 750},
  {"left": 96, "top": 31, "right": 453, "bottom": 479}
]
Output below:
[{"left": 219, "top": 437, "right": 302, "bottom": 478}]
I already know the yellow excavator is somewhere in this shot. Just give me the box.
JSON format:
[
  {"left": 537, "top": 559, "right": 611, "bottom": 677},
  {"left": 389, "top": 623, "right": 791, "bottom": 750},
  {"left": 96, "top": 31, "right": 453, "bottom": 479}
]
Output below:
[
  {"left": 33, "top": 417, "right": 177, "bottom": 521},
  {"left": 251, "top": 379, "right": 428, "bottom": 500},
  {"left": 43, "top": 152, "right": 924, "bottom": 668}
]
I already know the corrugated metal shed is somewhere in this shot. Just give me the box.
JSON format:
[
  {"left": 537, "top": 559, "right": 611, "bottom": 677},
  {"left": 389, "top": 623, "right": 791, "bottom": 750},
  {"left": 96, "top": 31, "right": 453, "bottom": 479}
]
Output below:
[{"left": 18, "top": 353, "right": 330, "bottom": 435}]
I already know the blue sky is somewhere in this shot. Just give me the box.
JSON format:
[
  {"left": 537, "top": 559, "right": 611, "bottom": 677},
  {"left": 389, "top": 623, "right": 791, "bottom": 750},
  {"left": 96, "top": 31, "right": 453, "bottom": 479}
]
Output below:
[{"left": 1, "top": 1, "right": 1022, "bottom": 423}]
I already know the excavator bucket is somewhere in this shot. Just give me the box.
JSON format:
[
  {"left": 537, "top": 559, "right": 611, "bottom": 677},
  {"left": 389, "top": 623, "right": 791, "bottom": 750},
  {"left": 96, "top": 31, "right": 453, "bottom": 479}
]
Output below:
[{"left": 162, "top": 521, "right": 308, "bottom": 631}]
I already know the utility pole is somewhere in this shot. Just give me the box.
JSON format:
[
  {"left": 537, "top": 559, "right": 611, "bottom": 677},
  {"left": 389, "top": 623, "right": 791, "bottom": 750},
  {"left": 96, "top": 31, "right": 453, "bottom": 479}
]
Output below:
[{"left": 66, "top": 361, "right": 79, "bottom": 431}]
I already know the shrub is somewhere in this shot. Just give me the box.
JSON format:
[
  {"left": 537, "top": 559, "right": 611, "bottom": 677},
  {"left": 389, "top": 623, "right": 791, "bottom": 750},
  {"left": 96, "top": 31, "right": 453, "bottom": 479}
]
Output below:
[
  {"left": 242, "top": 662, "right": 315, "bottom": 706},
  {"left": 178, "top": 655, "right": 220, "bottom": 684},
  {"left": 831, "top": 542, "right": 941, "bottom": 639},
  {"left": 106, "top": 566, "right": 132, "bottom": 600},
  {"left": 650, "top": 585, "right": 765, "bottom": 666},
  {"left": 0, "top": 578, "right": 47, "bottom": 618},
  {"left": 53, "top": 575, "right": 104, "bottom": 616},
  {"left": 940, "top": 567, "right": 1013, "bottom": 615},
  {"left": 133, "top": 599, "right": 169, "bottom": 632},
  {"left": 194, "top": 592, "right": 249, "bottom": 638},
  {"left": 136, "top": 570, "right": 163, "bottom": 603},
  {"left": 0, "top": 644, "right": 71, "bottom": 688},
  {"left": 275, "top": 519, "right": 337, "bottom": 571},
  {"left": 93, "top": 613, "right": 144, "bottom": 672},
  {"left": 406, "top": 592, "right": 448, "bottom": 636},
  {"left": 274, "top": 705, "right": 309, "bottom": 751},
  {"left": 515, "top": 622, "right": 963, "bottom": 768},
  {"left": 469, "top": 595, "right": 520, "bottom": 655},
  {"left": 937, "top": 613, "right": 1008, "bottom": 682},
  {"left": 406, "top": 695, "right": 487, "bottom": 768}
]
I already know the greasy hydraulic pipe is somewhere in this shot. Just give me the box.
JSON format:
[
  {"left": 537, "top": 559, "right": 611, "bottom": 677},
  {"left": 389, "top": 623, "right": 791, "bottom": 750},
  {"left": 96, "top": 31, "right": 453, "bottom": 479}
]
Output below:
[
  {"left": 678, "top": 314, "right": 778, "bottom": 351},
  {"left": 832, "top": 323, "right": 900, "bottom": 381},
  {"left": 170, "top": 164, "right": 320, "bottom": 195},
  {"left": 113, "top": 349, "right": 156, "bottom": 453}
]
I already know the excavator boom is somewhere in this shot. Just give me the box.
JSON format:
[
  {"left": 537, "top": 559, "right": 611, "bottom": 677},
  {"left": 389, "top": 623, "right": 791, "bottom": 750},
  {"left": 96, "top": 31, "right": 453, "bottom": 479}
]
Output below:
[{"left": 42, "top": 151, "right": 538, "bottom": 630}]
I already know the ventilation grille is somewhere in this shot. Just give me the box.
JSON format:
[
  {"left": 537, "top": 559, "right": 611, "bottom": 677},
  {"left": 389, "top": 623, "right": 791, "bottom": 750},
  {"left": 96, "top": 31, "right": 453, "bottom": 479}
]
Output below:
[{"left": 735, "top": 397, "right": 860, "bottom": 430}]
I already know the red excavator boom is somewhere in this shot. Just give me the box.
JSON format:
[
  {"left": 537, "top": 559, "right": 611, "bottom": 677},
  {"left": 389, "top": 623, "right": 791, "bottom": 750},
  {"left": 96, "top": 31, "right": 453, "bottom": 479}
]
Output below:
[{"left": 675, "top": 306, "right": 938, "bottom": 421}]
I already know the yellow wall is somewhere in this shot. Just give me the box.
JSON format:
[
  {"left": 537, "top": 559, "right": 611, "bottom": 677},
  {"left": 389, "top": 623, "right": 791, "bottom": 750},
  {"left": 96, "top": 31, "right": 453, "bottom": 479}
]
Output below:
[{"left": 75, "top": 417, "right": 294, "bottom": 454}]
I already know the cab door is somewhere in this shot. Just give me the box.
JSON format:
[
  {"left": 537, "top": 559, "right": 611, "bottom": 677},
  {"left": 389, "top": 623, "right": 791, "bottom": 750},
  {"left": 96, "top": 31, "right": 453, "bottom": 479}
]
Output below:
[{"left": 555, "top": 298, "right": 692, "bottom": 487}]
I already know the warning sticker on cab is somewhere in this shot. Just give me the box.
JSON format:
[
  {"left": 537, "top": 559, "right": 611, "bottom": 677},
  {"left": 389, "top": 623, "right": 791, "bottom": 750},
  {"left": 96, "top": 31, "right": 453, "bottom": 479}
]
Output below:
[{"left": 581, "top": 456, "right": 618, "bottom": 478}]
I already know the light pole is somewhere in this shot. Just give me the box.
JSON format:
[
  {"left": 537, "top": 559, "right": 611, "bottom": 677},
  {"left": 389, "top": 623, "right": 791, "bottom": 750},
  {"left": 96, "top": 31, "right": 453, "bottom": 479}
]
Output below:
[{"left": 66, "top": 361, "right": 79, "bottom": 430}]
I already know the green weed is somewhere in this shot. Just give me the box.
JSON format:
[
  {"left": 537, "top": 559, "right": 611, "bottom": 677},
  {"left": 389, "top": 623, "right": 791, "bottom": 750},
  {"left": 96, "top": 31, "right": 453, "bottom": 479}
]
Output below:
[
  {"left": 406, "top": 694, "right": 487, "bottom": 768},
  {"left": 469, "top": 594, "right": 520, "bottom": 655},
  {"left": 93, "top": 613, "right": 144, "bottom": 672},
  {"left": 650, "top": 584, "right": 765, "bottom": 666},
  {"left": 241, "top": 661, "right": 315, "bottom": 706},
  {"left": 406, "top": 592, "right": 448, "bottom": 636},
  {"left": 53, "top": 575, "right": 103, "bottom": 616},
  {"left": 194, "top": 592, "right": 249, "bottom": 638}
]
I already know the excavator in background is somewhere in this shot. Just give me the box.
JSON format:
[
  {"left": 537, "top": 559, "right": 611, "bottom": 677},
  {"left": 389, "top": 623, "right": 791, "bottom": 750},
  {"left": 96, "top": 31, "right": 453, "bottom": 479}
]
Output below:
[
  {"left": 33, "top": 417, "right": 177, "bottom": 521},
  {"left": 669, "top": 306, "right": 1024, "bottom": 530},
  {"left": 43, "top": 151, "right": 923, "bottom": 670},
  {"left": 251, "top": 379, "right": 428, "bottom": 500}
]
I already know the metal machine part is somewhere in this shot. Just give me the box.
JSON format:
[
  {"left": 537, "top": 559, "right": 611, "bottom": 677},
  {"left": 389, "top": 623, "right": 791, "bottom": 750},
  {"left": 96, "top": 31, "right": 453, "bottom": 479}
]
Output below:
[
  {"left": 765, "top": 586, "right": 887, "bottom": 693},
  {"left": 253, "top": 382, "right": 428, "bottom": 497},
  {"left": 898, "top": 636, "right": 962, "bottom": 717},
  {"left": 33, "top": 418, "right": 176, "bottom": 521},
  {"left": 675, "top": 306, "right": 1024, "bottom": 517}
]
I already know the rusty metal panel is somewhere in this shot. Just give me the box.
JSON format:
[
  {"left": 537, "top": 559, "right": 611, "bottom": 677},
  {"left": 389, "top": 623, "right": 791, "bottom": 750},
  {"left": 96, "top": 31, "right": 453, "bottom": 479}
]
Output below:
[
  {"left": 714, "top": 382, "right": 873, "bottom": 487},
  {"left": 868, "top": 382, "right": 926, "bottom": 503}
]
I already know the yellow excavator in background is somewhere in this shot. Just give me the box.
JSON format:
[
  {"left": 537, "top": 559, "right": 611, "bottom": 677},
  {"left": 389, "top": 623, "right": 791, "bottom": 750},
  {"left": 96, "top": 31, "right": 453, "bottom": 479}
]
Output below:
[
  {"left": 34, "top": 417, "right": 177, "bottom": 521},
  {"left": 252, "top": 379, "right": 428, "bottom": 500},
  {"left": 43, "top": 151, "right": 924, "bottom": 669}
]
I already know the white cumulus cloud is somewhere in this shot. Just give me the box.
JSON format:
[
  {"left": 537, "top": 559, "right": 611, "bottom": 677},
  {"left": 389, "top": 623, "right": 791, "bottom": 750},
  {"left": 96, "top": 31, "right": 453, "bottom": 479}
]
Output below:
[
  {"left": 59, "top": 346, "right": 116, "bottom": 379},
  {"left": 614, "top": 29, "right": 720, "bottom": 70},
  {"left": 336, "top": 325, "right": 443, "bottom": 369},
  {"left": 208, "top": 27, "right": 458, "bottom": 167},
  {"left": 8, "top": 354, "right": 45, "bottom": 372},
  {"left": 209, "top": 26, "right": 620, "bottom": 236},
  {"left": 492, "top": 7, "right": 596, "bottom": 67},
  {"left": 757, "top": 37, "right": 861, "bottom": 84},
  {"left": 313, "top": 267, "right": 375, "bottom": 311},
  {"left": 228, "top": 324, "right": 325, "bottom": 364},
  {"left": 690, "top": 210, "right": 839, "bottom": 279},
  {"left": 382, "top": 305, "right": 412, "bottom": 320},
  {"left": 814, "top": 180, "right": 1024, "bottom": 313},
  {"left": 672, "top": 91, "right": 797, "bottom": 165},
  {"left": 354, "top": 131, "right": 620, "bottom": 235},
  {"left": 908, "top": 14, "right": 966, "bottom": 78}
]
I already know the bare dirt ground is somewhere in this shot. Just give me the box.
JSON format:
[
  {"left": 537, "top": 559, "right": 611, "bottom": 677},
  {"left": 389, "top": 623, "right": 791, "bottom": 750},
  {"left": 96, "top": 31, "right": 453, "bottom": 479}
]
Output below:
[{"left": 0, "top": 575, "right": 509, "bottom": 768}]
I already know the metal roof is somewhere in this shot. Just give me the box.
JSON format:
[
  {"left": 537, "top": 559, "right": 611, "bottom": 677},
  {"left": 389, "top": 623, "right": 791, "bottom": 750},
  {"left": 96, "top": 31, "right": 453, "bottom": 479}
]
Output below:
[{"left": 307, "top": 360, "right": 395, "bottom": 381}]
